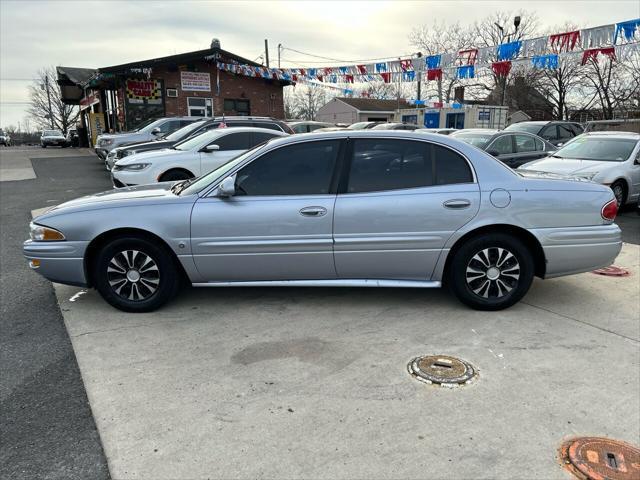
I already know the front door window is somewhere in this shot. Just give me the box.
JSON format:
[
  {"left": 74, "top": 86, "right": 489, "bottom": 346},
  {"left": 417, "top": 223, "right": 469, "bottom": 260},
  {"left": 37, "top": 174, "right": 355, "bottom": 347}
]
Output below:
[{"left": 187, "top": 97, "right": 213, "bottom": 117}]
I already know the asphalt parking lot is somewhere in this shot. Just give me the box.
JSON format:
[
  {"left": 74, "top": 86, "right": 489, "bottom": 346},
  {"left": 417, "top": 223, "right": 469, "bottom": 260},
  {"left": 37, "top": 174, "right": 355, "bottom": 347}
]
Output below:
[{"left": 2, "top": 147, "right": 639, "bottom": 479}]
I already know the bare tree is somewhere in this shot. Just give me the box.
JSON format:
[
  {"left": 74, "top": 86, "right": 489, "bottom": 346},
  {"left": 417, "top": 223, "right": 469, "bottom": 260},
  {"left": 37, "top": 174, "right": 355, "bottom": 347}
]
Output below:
[
  {"left": 28, "top": 66, "right": 79, "bottom": 134},
  {"left": 286, "top": 84, "right": 330, "bottom": 120},
  {"left": 581, "top": 51, "right": 640, "bottom": 119},
  {"left": 409, "top": 21, "right": 476, "bottom": 103}
]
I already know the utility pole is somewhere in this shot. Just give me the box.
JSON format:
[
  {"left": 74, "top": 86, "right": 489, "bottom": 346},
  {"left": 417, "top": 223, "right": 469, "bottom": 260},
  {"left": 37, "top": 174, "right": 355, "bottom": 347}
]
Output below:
[
  {"left": 277, "top": 43, "right": 282, "bottom": 68},
  {"left": 264, "top": 39, "right": 270, "bottom": 67},
  {"left": 415, "top": 52, "right": 423, "bottom": 101},
  {"left": 44, "top": 75, "right": 54, "bottom": 128}
]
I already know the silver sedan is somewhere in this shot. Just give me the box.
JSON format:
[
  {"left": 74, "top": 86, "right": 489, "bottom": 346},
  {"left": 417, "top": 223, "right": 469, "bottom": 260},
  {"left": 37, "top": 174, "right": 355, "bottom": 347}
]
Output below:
[
  {"left": 519, "top": 131, "right": 640, "bottom": 206},
  {"left": 24, "top": 131, "right": 621, "bottom": 312}
]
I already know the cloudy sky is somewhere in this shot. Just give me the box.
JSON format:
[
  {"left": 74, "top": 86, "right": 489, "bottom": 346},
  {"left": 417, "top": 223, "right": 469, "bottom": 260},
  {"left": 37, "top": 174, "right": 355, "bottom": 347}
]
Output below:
[{"left": 1, "top": 0, "right": 638, "bottom": 128}]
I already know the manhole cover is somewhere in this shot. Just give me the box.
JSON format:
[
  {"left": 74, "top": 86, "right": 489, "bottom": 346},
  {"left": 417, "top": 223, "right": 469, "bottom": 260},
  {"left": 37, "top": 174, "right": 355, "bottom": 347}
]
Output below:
[
  {"left": 560, "top": 437, "right": 640, "bottom": 480},
  {"left": 591, "top": 266, "right": 630, "bottom": 277},
  {"left": 408, "top": 355, "right": 476, "bottom": 387}
]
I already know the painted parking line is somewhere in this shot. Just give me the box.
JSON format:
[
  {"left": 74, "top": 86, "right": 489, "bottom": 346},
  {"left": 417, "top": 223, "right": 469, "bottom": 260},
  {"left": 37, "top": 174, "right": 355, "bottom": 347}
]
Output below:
[{"left": 53, "top": 244, "right": 640, "bottom": 479}]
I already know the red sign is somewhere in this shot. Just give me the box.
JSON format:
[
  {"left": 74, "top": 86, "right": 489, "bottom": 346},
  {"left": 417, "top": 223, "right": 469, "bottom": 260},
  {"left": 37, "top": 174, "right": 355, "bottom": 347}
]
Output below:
[{"left": 126, "top": 79, "right": 159, "bottom": 99}]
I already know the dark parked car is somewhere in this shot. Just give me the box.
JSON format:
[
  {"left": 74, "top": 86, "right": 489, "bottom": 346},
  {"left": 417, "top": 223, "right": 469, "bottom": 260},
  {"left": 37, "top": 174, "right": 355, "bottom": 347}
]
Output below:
[
  {"left": 371, "top": 122, "right": 420, "bottom": 131},
  {"left": 451, "top": 129, "right": 556, "bottom": 168},
  {"left": 504, "top": 121, "right": 584, "bottom": 146},
  {"left": 106, "top": 116, "right": 294, "bottom": 169}
]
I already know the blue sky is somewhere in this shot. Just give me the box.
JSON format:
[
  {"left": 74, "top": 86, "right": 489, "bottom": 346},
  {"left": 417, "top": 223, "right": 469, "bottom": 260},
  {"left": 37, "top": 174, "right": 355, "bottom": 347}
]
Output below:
[{"left": 1, "top": 0, "right": 638, "bottom": 127}]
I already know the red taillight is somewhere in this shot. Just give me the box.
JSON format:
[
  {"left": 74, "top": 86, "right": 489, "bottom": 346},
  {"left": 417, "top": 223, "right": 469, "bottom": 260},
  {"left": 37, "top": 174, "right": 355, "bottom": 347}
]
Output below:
[{"left": 601, "top": 199, "right": 618, "bottom": 221}]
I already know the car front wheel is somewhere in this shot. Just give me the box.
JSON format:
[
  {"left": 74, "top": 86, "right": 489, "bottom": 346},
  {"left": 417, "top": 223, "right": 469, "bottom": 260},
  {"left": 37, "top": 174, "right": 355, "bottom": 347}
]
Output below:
[
  {"left": 93, "top": 237, "right": 180, "bottom": 312},
  {"left": 611, "top": 180, "right": 627, "bottom": 207},
  {"left": 448, "top": 233, "right": 534, "bottom": 311}
]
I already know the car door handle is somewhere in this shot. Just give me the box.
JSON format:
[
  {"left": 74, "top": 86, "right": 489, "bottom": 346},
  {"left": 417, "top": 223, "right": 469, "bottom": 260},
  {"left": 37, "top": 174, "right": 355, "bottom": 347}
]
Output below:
[
  {"left": 443, "top": 199, "right": 471, "bottom": 209},
  {"left": 299, "top": 206, "right": 327, "bottom": 217}
]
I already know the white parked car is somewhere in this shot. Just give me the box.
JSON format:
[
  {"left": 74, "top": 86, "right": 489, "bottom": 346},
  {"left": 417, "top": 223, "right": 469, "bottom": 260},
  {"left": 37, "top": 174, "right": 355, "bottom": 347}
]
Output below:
[
  {"left": 111, "top": 127, "right": 287, "bottom": 187},
  {"left": 41, "top": 130, "right": 67, "bottom": 148},
  {"left": 519, "top": 132, "right": 640, "bottom": 206},
  {"left": 95, "top": 117, "right": 200, "bottom": 159}
]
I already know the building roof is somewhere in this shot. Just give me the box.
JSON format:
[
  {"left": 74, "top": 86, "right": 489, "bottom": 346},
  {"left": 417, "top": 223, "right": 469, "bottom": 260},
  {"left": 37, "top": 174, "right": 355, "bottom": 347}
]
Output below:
[
  {"left": 56, "top": 66, "right": 97, "bottom": 86},
  {"left": 336, "top": 97, "right": 413, "bottom": 112},
  {"left": 99, "top": 46, "right": 261, "bottom": 74}
]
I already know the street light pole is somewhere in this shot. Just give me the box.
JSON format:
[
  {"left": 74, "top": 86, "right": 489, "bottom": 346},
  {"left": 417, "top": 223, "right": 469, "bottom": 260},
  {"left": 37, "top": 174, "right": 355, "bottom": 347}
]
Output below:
[{"left": 44, "top": 75, "right": 54, "bottom": 129}]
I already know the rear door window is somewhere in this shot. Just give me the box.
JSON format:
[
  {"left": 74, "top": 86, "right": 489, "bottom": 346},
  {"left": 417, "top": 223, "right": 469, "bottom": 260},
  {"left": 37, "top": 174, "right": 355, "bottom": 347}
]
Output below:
[
  {"left": 487, "top": 135, "right": 514, "bottom": 154},
  {"left": 346, "top": 139, "right": 472, "bottom": 193},
  {"left": 514, "top": 134, "right": 538, "bottom": 152},
  {"left": 211, "top": 132, "right": 253, "bottom": 151},
  {"left": 540, "top": 125, "right": 558, "bottom": 142}
]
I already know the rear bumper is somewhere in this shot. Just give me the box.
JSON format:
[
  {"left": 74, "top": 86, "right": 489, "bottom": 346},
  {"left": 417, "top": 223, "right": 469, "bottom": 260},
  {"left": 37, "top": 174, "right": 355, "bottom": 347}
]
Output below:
[
  {"left": 23, "top": 240, "right": 89, "bottom": 287},
  {"left": 531, "top": 224, "right": 622, "bottom": 278}
]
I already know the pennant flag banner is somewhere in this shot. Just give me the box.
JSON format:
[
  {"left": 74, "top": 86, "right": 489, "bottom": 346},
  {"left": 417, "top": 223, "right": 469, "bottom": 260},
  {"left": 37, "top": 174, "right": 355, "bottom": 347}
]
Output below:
[
  {"left": 531, "top": 54, "right": 559, "bottom": 69},
  {"left": 214, "top": 18, "right": 639, "bottom": 87},
  {"left": 497, "top": 41, "right": 522, "bottom": 61}
]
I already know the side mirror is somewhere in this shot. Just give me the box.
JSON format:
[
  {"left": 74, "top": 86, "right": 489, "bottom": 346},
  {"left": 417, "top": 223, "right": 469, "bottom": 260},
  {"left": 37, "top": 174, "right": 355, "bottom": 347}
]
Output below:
[
  {"left": 151, "top": 127, "right": 161, "bottom": 135},
  {"left": 204, "top": 144, "right": 220, "bottom": 152},
  {"left": 487, "top": 150, "right": 500, "bottom": 157},
  {"left": 216, "top": 175, "right": 236, "bottom": 197}
]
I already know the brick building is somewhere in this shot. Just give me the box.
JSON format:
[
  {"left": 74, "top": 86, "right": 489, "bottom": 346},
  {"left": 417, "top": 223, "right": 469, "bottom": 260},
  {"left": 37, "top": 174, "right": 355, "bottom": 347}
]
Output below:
[{"left": 58, "top": 40, "right": 288, "bottom": 138}]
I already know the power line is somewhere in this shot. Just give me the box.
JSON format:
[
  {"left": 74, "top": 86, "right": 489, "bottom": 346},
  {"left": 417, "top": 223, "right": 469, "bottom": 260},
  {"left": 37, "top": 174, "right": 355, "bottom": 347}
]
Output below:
[{"left": 280, "top": 46, "right": 415, "bottom": 64}]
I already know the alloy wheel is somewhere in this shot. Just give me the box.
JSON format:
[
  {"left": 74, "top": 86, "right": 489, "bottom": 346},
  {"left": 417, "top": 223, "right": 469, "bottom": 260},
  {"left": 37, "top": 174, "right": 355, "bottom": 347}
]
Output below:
[
  {"left": 465, "top": 247, "right": 520, "bottom": 299},
  {"left": 107, "top": 250, "right": 160, "bottom": 301},
  {"left": 612, "top": 184, "right": 625, "bottom": 207}
]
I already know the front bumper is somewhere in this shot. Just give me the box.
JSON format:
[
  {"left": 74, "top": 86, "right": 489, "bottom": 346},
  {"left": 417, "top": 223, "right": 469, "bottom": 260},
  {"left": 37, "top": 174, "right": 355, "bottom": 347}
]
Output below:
[
  {"left": 23, "top": 240, "right": 89, "bottom": 287},
  {"left": 42, "top": 139, "right": 67, "bottom": 146},
  {"left": 95, "top": 148, "right": 109, "bottom": 159},
  {"left": 532, "top": 224, "right": 623, "bottom": 278}
]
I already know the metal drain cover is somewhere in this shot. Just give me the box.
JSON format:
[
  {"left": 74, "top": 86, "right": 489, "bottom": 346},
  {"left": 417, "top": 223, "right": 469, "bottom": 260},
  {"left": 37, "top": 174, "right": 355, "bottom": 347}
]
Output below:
[
  {"left": 591, "top": 266, "right": 630, "bottom": 277},
  {"left": 560, "top": 437, "right": 640, "bottom": 480},
  {"left": 408, "top": 355, "right": 476, "bottom": 386}
]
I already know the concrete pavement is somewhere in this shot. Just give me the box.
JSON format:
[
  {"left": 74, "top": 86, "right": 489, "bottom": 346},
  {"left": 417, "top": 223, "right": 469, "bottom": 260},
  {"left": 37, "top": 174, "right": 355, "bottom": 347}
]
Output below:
[{"left": 55, "top": 243, "right": 639, "bottom": 479}]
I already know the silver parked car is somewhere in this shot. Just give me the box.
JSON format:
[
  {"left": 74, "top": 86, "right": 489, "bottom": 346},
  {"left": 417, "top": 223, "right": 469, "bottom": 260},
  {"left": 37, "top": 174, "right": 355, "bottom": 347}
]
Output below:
[
  {"left": 519, "top": 132, "right": 640, "bottom": 206},
  {"left": 24, "top": 131, "right": 621, "bottom": 313}
]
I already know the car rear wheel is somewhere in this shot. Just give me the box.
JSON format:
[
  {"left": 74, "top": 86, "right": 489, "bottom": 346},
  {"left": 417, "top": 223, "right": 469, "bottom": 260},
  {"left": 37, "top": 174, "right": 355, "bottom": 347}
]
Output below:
[
  {"left": 94, "top": 237, "right": 180, "bottom": 312},
  {"left": 611, "top": 180, "right": 627, "bottom": 207},
  {"left": 448, "top": 233, "right": 534, "bottom": 311},
  {"left": 159, "top": 169, "right": 193, "bottom": 182}
]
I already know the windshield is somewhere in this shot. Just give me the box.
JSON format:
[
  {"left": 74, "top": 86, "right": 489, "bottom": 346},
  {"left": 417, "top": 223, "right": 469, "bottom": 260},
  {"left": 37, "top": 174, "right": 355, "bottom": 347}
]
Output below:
[
  {"left": 43, "top": 130, "right": 63, "bottom": 136},
  {"left": 135, "top": 118, "right": 161, "bottom": 132},
  {"left": 505, "top": 123, "right": 543, "bottom": 134},
  {"left": 552, "top": 137, "right": 637, "bottom": 162},
  {"left": 347, "top": 122, "right": 371, "bottom": 130},
  {"left": 179, "top": 143, "right": 267, "bottom": 196},
  {"left": 173, "top": 129, "right": 220, "bottom": 151},
  {"left": 452, "top": 132, "right": 493, "bottom": 148},
  {"left": 164, "top": 121, "right": 206, "bottom": 141}
]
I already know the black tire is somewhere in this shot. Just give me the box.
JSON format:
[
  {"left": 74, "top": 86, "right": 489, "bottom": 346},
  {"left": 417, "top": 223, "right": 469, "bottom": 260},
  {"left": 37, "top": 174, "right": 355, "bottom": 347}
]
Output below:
[
  {"left": 159, "top": 169, "right": 192, "bottom": 182},
  {"left": 93, "top": 236, "right": 180, "bottom": 312},
  {"left": 610, "top": 180, "right": 627, "bottom": 207},
  {"left": 448, "top": 233, "right": 534, "bottom": 311}
]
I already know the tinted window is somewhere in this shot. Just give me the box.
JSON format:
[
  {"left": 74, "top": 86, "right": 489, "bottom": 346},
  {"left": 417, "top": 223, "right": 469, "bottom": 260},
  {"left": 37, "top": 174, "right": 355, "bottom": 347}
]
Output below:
[
  {"left": 235, "top": 140, "right": 340, "bottom": 196},
  {"left": 252, "top": 132, "right": 279, "bottom": 144},
  {"left": 514, "top": 134, "right": 538, "bottom": 152},
  {"left": 212, "top": 132, "right": 253, "bottom": 151},
  {"left": 488, "top": 135, "right": 514, "bottom": 154},
  {"left": 158, "top": 120, "right": 180, "bottom": 134},
  {"left": 347, "top": 139, "right": 472, "bottom": 193},
  {"left": 558, "top": 124, "right": 574, "bottom": 139},
  {"left": 433, "top": 145, "right": 474, "bottom": 185},
  {"left": 292, "top": 124, "right": 307, "bottom": 133},
  {"left": 540, "top": 125, "right": 558, "bottom": 141},
  {"left": 348, "top": 139, "right": 432, "bottom": 193}
]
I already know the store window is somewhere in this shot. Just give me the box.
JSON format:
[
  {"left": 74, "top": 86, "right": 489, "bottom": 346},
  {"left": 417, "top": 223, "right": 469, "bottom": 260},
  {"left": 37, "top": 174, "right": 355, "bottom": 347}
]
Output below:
[
  {"left": 224, "top": 99, "right": 250, "bottom": 116},
  {"left": 187, "top": 97, "right": 213, "bottom": 117}
]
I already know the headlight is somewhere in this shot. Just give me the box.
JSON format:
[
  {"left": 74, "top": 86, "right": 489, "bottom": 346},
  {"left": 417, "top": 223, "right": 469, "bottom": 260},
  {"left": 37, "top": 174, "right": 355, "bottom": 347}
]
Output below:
[
  {"left": 577, "top": 172, "right": 599, "bottom": 181},
  {"left": 100, "top": 138, "right": 113, "bottom": 146},
  {"left": 29, "top": 222, "right": 65, "bottom": 241},
  {"left": 120, "top": 150, "right": 134, "bottom": 158},
  {"left": 113, "top": 162, "right": 151, "bottom": 171}
]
